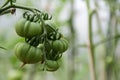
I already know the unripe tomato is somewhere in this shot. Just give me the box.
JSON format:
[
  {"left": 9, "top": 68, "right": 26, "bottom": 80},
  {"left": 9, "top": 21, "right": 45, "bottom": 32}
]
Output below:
[
  {"left": 52, "top": 38, "right": 68, "bottom": 53},
  {"left": 14, "top": 42, "right": 43, "bottom": 64},
  {"left": 46, "top": 59, "right": 61, "bottom": 71},
  {"left": 15, "top": 18, "right": 43, "bottom": 38}
]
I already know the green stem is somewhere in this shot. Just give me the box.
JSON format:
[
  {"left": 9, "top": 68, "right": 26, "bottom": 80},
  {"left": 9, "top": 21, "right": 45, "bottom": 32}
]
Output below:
[
  {"left": 94, "top": 35, "right": 120, "bottom": 47},
  {"left": 78, "top": 34, "right": 120, "bottom": 48},
  {"left": 0, "top": 0, "right": 9, "bottom": 8},
  {"left": 38, "top": 14, "right": 48, "bottom": 67},
  {"left": 113, "top": 15, "right": 119, "bottom": 80},
  {"left": 0, "top": 46, "right": 6, "bottom": 50},
  {"left": 88, "top": 10, "right": 96, "bottom": 80},
  {"left": 0, "top": 4, "right": 40, "bottom": 15},
  {"left": 86, "top": 0, "right": 96, "bottom": 80}
]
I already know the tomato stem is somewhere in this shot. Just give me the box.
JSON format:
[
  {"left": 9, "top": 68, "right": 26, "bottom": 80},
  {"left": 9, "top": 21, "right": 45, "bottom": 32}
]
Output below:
[
  {"left": 0, "top": 4, "right": 40, "bottom": 15},
  {"left": 86, "top": 0, "right": 96, "bottom": 80},
  {"left": 19, "top": 63, "right": 26, "bottom": 69}
]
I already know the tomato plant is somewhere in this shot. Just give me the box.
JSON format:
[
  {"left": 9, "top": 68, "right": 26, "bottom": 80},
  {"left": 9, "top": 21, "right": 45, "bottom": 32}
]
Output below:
[{"left": 0, "top": 0, "right": 69, "bottom": 72}]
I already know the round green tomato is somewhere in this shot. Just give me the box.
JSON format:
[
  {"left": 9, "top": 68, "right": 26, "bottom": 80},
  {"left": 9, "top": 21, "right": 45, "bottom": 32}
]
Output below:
[
  {"left": 46, "top": 60, "right": 61, "bottom": 71},
  {"left": 14, "top": 42, "right": 43, "bottom": 64},
  {"left": 15, "top": 18, "right": 43, "bottom": 38},
  {"left": 52, "top": 38, "right": 68, "bottom": 53}
]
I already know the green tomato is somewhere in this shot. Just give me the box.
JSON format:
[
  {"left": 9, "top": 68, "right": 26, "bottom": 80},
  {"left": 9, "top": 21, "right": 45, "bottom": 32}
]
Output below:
[
  {"left": 15, "top": 18, "right": 43, "bottom": 38},
  {"left": 14, "top": 42, "right": 43, "bottom": 64},
  {"left": 46, "top": 59, "right": 61, "bottom": 71},
  {"left": 52, "top": 38, "right": 68, "bottom": 53}
]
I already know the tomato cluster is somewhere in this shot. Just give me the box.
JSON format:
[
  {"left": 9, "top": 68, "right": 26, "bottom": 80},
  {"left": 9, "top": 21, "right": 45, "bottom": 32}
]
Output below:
[{"left": 14, "top": 12, "right": 68, "bottom": 71}]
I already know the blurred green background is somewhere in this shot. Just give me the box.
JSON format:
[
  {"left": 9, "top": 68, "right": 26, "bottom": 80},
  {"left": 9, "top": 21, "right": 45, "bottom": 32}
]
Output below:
[{"left": 0, "top": 0, "right": 120, "bottom": 80}]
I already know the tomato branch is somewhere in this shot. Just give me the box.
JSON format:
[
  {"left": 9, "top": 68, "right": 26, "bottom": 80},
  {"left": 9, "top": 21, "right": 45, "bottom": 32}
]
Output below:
[
  {"left": 0, "top": 4, "right": 41, "bottom": 15},
  {"left": 94, "top": 35, "right": 120, "bottom": 47},
  {"left": 86, "top": 0, "right": 97, "bottom": 80}
]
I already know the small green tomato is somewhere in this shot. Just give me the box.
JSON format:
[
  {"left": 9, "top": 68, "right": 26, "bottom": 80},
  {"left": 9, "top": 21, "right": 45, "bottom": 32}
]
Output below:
[
  {"left": 14, "top": 42, "right": 43, "bottom": 64},
  {"left": 15, "top": 18, "right": 43, "bottom": 38}
]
